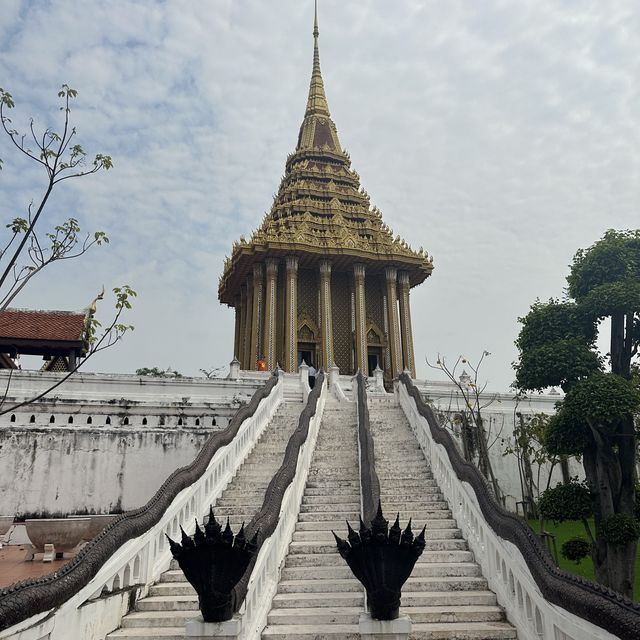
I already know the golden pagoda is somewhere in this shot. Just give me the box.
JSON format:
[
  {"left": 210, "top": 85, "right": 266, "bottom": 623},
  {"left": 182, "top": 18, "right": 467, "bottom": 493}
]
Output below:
[{"left": 218, "top": 5, "right": 433, "bottom": 380}]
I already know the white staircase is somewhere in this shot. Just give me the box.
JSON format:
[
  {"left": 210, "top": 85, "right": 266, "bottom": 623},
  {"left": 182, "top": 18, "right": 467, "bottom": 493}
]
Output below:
[
  {"left": 105, "top": 400, "right": 304, "bottom": 640},
  {"left": 261, "top": 396, "right": 362, "bottom": 638},
  {"left": 105, "top": 393, "right": 518, "bottom": 640},
  {"left": 369, "top": 396, "right": 517, "bottom": 639}
]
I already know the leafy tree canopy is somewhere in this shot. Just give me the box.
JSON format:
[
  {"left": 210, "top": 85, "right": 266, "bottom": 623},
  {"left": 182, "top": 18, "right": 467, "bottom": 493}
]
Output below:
[
  {"left": 544, "top": 407, "right": 591, "bottom": 456},
  {"left": 567, "top": 229, "right": 640, "bottom": 301},
  {"left": 516, "top": 299, "right": 598, "bottom": 347},
  {"left": 563, "top": 371, "right": 640, "bottom": 429},
  {"left": 514, "top": 300, "right": 600, "bottom": 392},
  {"left": 539, "top": 480, "right": 593, "bottom": 523}
]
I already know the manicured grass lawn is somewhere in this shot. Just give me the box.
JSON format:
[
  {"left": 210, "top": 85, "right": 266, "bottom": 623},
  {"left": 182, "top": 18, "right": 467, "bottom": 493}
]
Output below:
[{"left": 528, "top": 519, "right": 640, "bottom": 600}]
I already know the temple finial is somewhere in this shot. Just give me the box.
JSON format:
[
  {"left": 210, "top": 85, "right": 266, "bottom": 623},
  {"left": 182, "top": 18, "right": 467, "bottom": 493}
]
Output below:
[
  {"left": 314, "top": 0, "right": 319, "bottom": 38},
  {"left": 304, "top": 0, "right": 329, "bottom": 118}
]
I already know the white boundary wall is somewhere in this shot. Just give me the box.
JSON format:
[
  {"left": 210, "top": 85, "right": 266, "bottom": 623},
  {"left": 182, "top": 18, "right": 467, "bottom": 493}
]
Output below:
[
  {"left": 398, "top": 380, "right": 619, "bottom": 640},
  {"left": 0, "top": 371, "right": 263, "bottom": 516},
  {"left": 0, "top": 376, "right": 284, "bottom": 640},
  {"left": 413, "top": 378, "right": 584, "bottom": 511}
]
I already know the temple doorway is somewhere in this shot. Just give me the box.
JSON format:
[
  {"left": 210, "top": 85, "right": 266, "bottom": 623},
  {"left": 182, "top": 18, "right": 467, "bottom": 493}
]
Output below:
[
  {"left": 367, "top": 348, "right": 382, "bottom": 377},
  {"left": 298, "top": 343, "right": 317, "bottom": 369}
]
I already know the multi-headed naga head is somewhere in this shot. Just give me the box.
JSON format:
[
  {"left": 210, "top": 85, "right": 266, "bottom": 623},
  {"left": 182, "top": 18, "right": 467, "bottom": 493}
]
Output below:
[
  {"left": 333, "top": 501, "right": 425, "bottom": 620},
  {"left": 166, "top": 506, "right": 259, "bottom": 622}
]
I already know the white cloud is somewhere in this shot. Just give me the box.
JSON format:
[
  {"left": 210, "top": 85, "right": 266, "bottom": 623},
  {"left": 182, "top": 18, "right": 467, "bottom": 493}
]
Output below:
[{"left": 1, "top": 0, "right": 639, "bottom": 388}]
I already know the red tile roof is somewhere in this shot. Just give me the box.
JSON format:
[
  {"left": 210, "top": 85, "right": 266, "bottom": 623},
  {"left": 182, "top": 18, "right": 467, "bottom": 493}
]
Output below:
[{"left": 0, "top": 309, "right": 87, "bottom": 343}]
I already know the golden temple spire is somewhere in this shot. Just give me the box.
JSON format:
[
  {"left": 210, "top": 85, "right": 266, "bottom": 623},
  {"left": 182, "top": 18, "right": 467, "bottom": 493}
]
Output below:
[{"left": 305, "top": 0, "right": 330, "bottom": 118}]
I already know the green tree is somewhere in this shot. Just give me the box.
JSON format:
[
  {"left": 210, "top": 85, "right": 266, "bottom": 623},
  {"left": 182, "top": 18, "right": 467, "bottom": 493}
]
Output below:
[{"left": 514, "top": 229, "right": 640, "bottom": 598}]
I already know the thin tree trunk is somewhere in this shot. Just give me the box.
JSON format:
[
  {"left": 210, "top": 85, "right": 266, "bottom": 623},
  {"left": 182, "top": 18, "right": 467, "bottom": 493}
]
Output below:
[
  {"left": 585, "top": 421, "right": 637, "bottom": 599},
  {"left": 610, "top": 312, "right": 625, "bottom": 376},
  {"left": 607, "top": 542, "right": 637, "bottom": 598},
  {"left": 522, "top": 449, "right": 537, "bottom": 518},
  {"left": 476, "top": 414, "right": 502, "bottom": 503},
  {"left": 583, "top": 444, "right": 609, "bottom": 585}
]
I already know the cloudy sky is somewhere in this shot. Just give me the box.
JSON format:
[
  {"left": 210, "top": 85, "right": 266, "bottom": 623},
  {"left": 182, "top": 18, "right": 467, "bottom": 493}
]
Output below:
[{"left": 1, "top": 0, "right": 638, "bottom": 389}]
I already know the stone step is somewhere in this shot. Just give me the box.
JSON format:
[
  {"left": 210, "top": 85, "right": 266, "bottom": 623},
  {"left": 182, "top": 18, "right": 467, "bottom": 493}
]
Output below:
[
  {"left": 286, "top": 541, "right": 472, "bottom": 563},
  {"left": 148, "top": 583, "right": 195, "bottom": 597},
  {"left": 301, "top": 494, "right": 361, "bottom": 505},
  {"left": 261, "top": 623, "right": 359, "bottom": 639},
  {"left": 409, "top": 621, "right": 517, "bottom": 639},
  {"left": 106, "top": 629, "right": 185, "bottom": 639},
  {"left": 377, "top": 502, "right": 450, "bottom": 512},
  {"left": 297, "top": 511, "right": 361, "bottom": 522},
  {"left": 299, "top": 502, "right": 361, "bottom": 513},
  {"left": 277, "top": 578, "right": 362, "bottom": 593},
  {"left": 305, "top": 481, "right": 361, "bottom": 489},
  {"left": 403, "top": 575, "right": 489, "bottom": 592},
  {"left": 267, "top": 606, "right": 360, "bottom": 625},
  {"left": 379, "top": 492, "right": 443, "bottom": 501},
  {"left": 281, "top": 562, "right": 480, "bottom": 581},
  {"left": 376, "top": 478, "right": 437, "bottom": 488},
  {"left": 271, "top": 591, "right": 364, "bottom": 609},
  {"left": 212, "top": 502, "right": 265, "bottom": 511},
  {"left": 401, "top": 590, "right": 498, "bottom": 607},
  {"left": 161, "top": 570, "right": 193, "bottom": 583},
  {"left": 304, "top": 486, "right": 360, "bottom": 496},
  {"left": 136, "top": 595, "right": 197, "bottom": 612},
  {"left": 121, "top": 610, "right": 194, "bottom": 628},
  {"left": 404, "top": 605, "right": 505, "bottom": 623},
  {"left": 296, "top": 518, "right": 462, "bottom": 540}
]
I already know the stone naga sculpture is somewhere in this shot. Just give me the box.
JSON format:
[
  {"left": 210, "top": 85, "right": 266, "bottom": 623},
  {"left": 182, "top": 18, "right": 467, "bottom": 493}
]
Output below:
[
  {"left": 167, "top": 507, "right": 258, "bottom": 622},
  {"left": 333, "top": 502, "right": 425, "bottom": 620}
]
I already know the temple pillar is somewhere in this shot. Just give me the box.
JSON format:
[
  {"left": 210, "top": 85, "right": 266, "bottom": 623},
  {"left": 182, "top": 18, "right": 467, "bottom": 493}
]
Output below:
[
  {"left": 233, "top": 295, "right": 241, "bottom": 360},
  {"left": 283, "top": 255, "right": 299, "bottom": 372},
  {"left": 319, "top": 259, "right": 334, "bottom": 370},
  {"left": 385, "top": 266, "right": 402, "bottom": 377},
  {"left": 262, "top": 258, "right": 279, "bottom": 370},
  {"left": 398, "top": 271, "right": 416, "bottom": 377},
  {"left": 248, "top": 263, "right": 264, "bottom": 370},
  {"left": 239, "top": 285, "right": 248, "bottom": 369},
  {"left": 353, "top": 263, "right": 367, "bottom": 374},
  {"left": 243, "top": 274, "right": 254, "bottom": 370}
]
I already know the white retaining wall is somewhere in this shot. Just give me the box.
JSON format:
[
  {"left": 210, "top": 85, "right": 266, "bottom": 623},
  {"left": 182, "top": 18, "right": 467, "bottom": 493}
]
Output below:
[{"left": 0, "top": 370, "right": 263, "bottom": 517}]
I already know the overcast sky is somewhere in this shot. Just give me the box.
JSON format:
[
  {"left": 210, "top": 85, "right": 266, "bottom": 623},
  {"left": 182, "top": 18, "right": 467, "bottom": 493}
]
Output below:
[{"left": 1, "top": 0, "right": 638, "bottom": 389}]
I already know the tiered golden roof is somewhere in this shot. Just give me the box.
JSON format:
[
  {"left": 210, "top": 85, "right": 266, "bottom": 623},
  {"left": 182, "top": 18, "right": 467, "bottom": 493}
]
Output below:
[{"left": 218, "top": 8, "right": 433, "bottom": 305}]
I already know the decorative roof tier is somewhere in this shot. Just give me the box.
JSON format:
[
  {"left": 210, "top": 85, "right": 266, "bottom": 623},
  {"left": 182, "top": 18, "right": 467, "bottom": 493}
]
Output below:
[{"left": 218, "top": 6, "right": 433, "bottom": 305}]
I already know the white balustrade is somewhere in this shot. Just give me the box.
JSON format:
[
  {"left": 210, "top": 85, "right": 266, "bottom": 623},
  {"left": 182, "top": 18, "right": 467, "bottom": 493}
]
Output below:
[
  {"left": 397, "top": 380, "right": 620, "bottom": 640},
  {"left": 0, "top": 377, "right": 284, "bottom": 640},
  {"left": 237, "top": 376, "right": 327, "bottom": 639}
]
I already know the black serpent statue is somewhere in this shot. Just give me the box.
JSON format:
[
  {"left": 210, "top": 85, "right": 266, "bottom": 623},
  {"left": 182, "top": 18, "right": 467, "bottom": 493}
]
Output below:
[
  {"left": 167, "top": 507, "right": 258, "bottom": 622},
  {"left": 333, "top": 502, "right": 425, "bottom": 620}
]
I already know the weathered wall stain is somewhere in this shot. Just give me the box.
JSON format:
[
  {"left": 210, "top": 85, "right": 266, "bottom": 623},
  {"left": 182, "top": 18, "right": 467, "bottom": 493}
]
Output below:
[{"left": 0, "top": 427, "right": 216, "bottom": 516}]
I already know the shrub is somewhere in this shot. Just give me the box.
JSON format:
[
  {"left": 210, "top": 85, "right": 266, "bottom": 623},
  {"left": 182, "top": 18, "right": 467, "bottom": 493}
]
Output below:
[
  {"left": 538, "top": 480, "right": 593, "bottom": 523},
  {"left": 600, "top": 514, "right": 640, "bottom": 546},
  {"left": 561, "top": 537, "right": 591, "bottom": 564}
]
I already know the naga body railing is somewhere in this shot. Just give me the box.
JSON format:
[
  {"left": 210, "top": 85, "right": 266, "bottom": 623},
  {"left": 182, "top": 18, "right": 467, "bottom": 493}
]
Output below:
[{"left": 398, "top": 372, "right": 639, "bottom": 640}]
